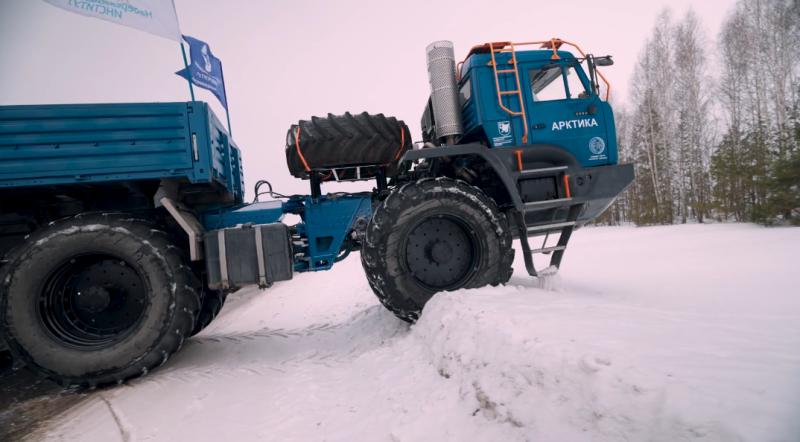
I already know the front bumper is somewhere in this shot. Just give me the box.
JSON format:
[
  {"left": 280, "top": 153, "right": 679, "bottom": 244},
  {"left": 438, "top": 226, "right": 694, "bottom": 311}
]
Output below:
[{"left": 512, "top": 163, "right": 634, "bottom": 235}]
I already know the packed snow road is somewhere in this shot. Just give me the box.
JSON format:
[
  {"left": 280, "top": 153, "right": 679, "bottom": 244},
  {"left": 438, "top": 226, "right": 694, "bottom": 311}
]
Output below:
[{"left": 26, "top": 224, "right": 800, "bottom": 442}]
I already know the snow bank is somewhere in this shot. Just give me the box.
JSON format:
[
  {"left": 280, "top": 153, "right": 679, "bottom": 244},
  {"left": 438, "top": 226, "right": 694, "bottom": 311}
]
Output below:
[
  {"left": 412, "top": 288, "right": 784, "bottom": 441},
  {"left": 405, "top": 224, "right": 800, "bottom": 441}
]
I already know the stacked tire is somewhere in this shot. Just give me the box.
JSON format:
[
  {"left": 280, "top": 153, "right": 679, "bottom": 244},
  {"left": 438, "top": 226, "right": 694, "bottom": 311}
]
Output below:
[{"left": 285, "top": 112, "right": 412, "bottom": 180}]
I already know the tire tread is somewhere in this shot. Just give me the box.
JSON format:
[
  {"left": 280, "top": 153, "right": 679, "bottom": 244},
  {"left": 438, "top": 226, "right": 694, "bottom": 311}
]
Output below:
[
  {"left": 286, "top": 112, "right": 411, "bottom": 179},
  {"left": 360, "top": 178, "right": 514, "bottom": 323},
  {"left": 0, "top": 213, "right": 201, "bottom": 387}
]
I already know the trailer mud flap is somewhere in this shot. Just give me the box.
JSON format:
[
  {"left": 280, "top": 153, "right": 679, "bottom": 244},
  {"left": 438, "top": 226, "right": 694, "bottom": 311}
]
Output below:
[{"left": 205, "top": 223, "right": 293, "bottom": 290}]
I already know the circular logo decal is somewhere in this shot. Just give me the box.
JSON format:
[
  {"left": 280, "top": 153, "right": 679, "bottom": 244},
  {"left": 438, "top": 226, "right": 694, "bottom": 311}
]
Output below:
[{"left": 589, "top": 137, "right": 606, "bottom": 155}]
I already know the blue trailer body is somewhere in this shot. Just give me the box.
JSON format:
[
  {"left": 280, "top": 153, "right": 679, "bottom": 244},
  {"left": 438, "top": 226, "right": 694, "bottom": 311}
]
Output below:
[
  {"left": 0, "top": 100, "right": 370, "bottom": 279},
  {"left": 0, "top": 101, "right": 244, "bottom": 205}
]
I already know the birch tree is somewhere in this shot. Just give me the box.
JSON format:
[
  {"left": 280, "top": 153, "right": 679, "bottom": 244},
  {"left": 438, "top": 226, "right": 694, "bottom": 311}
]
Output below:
[{"left": 592, "top": 0, "right": 799, "bottom": 226}]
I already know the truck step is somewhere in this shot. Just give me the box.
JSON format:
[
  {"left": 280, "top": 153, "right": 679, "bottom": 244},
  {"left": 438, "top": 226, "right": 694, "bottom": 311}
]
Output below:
[
  {"left": 518, "top": 166, "right": 568, "bottom": 176},
  {"left": 529, "top": 245, "right": 566, "bottom": 254},
  {"left": 514, "top": 203, "right": 584, "bottom": 277},
  {"left": 526, "top": 221, "right": 576, "bottom": 233},
  {"left": 525, "top": 198, "right": 573, "bottom": 211}
]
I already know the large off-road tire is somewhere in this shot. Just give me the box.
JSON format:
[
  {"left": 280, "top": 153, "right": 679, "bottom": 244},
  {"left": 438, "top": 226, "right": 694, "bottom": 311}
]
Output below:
[
  {"left": 285, "top": 112, "right": 412, "bottom": 180},
  {"left": 361, "top": 178, "right": 514, "bottom": 322},
  {"left": 0, "top": 263, "right": 9, "bottom": 355},
  {"left": 0, "top": 213, "right": 201, "bottom": 388},
  {"left": 189, "top": 284, "right": 227, "bottom": 337}
]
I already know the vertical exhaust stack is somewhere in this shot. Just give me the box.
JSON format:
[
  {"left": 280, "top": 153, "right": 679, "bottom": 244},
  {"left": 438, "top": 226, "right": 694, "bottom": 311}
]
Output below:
[{"left": 426, "top": 41, "right": 463, "bottom": 145}]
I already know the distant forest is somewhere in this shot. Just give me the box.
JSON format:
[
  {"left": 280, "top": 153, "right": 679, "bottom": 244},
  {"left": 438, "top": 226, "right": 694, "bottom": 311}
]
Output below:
[{"left": 596, "top": 0, "right": 800, "bottom": 226}]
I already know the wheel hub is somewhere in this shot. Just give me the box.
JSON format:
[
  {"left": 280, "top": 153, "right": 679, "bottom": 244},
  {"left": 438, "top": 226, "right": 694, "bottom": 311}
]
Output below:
[
  {"left": 430, "top": 241, "right": 454, "bottom": 264},
  {"left": 39, "top": 255, "right": 147, "bottom": 350},
  {"left": 75, "top": 286, "right": 110, "bottom": 313},
  {"left": 405, "top": 216, "right": 475, "bottom": 290},
  {"left": 68, "top": 260, "right": 145, "bottom": 331}
]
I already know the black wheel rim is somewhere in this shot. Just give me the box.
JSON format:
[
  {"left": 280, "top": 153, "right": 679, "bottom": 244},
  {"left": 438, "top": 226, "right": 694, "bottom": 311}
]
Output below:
[
  {"left": 404, "top": 215, "right": 479, "bottom": 291},
  {"left": 37, "top": 254, "right": 147, "bottom": 350}
]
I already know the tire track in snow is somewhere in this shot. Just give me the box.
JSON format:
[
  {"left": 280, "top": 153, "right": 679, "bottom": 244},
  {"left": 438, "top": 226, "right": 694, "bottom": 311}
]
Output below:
[
  {"left": 127, "top": 306, "right": 407, "bottom": 388},
  {"left": 193, "top": 305, "right": 382, "bottom": 343},
  {"left": 100, "top": 395, "right": 136, "bottom": 442}
]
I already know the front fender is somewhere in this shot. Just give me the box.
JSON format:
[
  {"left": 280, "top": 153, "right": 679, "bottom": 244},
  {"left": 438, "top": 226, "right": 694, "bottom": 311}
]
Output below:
[
  {"left": 401, "top": 143, "right": 633, "bottom": 222},
  {"left": 401, "top": 143, "right": 583, "bottom": 211}
]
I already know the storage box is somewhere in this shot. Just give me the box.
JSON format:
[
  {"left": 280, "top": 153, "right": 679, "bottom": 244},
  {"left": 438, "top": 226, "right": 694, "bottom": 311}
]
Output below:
[{"left": 205, "top": 223, "right": 293, "bottom": 290}]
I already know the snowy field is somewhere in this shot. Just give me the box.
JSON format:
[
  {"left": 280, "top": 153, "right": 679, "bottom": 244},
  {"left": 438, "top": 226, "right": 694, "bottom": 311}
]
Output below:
[{"left": 32, "top": 224, "right": 800, "bottom": 442}]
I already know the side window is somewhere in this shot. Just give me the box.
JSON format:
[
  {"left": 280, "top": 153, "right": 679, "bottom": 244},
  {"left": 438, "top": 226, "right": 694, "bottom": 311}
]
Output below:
[
  {"left": 529, "top": 67, "right": 567, "bottom": 102},
  {"left": 459, "top": 78, "right": 472, "bottom": 107},
  {"left": 564, "top": 65, "right": 590, "bottom": 99}
]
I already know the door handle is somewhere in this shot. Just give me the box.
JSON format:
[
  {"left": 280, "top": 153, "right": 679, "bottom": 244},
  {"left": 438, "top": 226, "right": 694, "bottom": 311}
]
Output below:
[{"left": 532, "top": 124, "right": 546, "bottom": 130}]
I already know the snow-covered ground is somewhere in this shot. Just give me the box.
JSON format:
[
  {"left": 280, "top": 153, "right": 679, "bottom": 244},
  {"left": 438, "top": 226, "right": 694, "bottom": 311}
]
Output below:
[{"left": 34, "top": 224, "right": 800, "bottom": 442}]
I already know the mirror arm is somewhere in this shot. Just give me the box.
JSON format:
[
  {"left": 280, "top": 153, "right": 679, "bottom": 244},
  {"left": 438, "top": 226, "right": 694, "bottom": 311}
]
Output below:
[{"left": 587, "top": 54, "right": 599, "bottom": 96}]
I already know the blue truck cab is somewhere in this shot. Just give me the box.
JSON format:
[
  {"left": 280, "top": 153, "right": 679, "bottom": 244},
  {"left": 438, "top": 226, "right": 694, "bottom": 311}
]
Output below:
[
  {"left": 457, "top": 48, "right": 617, "bottom": 166},
  {"left": 411, "top": 40, "right": 633, "bottom": 279}
]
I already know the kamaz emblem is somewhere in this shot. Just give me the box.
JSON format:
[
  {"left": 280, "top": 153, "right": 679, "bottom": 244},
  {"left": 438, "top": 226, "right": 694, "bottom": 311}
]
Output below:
[
  {"left": 498, "top": 121, "right": 511, "bottom": 136},
  {"left": 552, "top": 118, "right": 599, "bottom": 131}
]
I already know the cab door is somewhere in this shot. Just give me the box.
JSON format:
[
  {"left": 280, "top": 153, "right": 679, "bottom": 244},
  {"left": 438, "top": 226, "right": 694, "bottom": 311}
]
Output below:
[{"left": 523, "top": 62, "right": 609, "bottom": 166}]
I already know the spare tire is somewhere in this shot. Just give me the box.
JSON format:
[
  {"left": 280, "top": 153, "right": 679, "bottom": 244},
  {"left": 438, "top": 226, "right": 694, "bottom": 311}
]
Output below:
[{"left": 286, "top": 112, "right": 412, "bottom": 180}]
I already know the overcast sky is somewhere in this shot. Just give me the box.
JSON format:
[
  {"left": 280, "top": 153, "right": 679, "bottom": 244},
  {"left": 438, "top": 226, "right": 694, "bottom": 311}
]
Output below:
[{"left": 0, "top": 0, "right": 737, "bottom": 196}]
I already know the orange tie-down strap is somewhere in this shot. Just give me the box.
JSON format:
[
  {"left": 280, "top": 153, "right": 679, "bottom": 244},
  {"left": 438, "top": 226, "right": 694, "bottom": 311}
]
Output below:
[
  {"left": 295, "top": 125, "right": 407, "bottom": 178},
  {"left": 382, "top": 127, "right": 406, "bottom": 166},
  {"left": 296, "top": 126, "right": 312, "bottom": 172}
]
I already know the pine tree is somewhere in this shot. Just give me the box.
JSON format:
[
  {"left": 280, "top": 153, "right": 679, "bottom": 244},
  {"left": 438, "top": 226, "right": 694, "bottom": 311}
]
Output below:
[{"left": 766, "top": 90, "right": 800, "bottom": 223}]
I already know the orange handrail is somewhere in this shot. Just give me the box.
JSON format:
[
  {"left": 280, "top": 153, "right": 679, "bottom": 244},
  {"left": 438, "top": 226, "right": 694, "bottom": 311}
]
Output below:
[
  {"left": 489, "top": 42, "right": 529, "bottom": 144},
  {"left": 457, "top": 38, "right": 611, "bottom": 101}
]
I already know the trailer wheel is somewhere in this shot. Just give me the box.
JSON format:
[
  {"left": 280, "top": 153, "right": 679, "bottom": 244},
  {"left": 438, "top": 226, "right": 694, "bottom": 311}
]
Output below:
[
  {"left": 361, "top": 178, "right": 514, "bottom": 322},
  {"left": 285, "top": 112, "right": 412, "bottom": 180},
  {"left": 0, "top": 213, "right": 201, "bottom": 388},
  {"left": 189, "top": 283, "right": 227, "bottom": 337}
]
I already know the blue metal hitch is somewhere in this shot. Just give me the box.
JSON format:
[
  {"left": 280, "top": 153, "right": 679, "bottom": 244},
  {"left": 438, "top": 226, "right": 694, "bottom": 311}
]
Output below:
[
  {"left": 202, "top": 192, "right": 372, "bottom": 274},
  {"left": 293, "top": 194, "right": 372, "bottom": 272}
]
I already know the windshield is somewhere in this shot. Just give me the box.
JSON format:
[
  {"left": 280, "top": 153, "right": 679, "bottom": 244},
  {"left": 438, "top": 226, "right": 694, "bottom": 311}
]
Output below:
[
  {"left": 529, "top": 64, "right": 590, "bottom": 101},
  {"left": 529, "top": 67, "right": 565, "bottom": 101}
]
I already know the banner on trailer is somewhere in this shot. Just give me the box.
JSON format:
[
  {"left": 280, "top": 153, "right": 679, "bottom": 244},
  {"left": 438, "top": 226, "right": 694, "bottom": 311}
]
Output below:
[
  {"left": 42, "top": 0, "right": 182, "bottom": 41},
  {"left": 175, "top": 36, "right": 228, "bottom": 109}
]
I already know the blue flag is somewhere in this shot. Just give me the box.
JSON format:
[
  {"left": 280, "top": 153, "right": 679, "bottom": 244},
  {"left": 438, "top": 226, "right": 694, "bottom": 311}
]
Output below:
[{"left": 176, "top": 35, "right": 227, "bottom": 109}]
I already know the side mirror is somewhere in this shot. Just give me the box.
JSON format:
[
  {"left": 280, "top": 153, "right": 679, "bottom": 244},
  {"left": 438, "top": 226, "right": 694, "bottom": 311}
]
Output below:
[{"left": 595, "top": 56, "right": 614, "bottom": 67}]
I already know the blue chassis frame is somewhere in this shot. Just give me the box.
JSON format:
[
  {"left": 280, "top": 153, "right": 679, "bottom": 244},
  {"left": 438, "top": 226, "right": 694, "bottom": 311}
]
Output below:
[{"left": 202, "top": 194, "right": 372, "bottom": 273}]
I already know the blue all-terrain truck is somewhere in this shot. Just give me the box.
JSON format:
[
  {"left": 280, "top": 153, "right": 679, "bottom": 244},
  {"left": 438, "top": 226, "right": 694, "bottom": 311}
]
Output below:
[{"left": 0, "top": 39, "right": 633, "bottom": 387}]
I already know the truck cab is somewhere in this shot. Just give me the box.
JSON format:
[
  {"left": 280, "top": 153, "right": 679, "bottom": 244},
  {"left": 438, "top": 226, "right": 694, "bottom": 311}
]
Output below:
[
  {"left": 422, "top": 40, "right": 617, "bottom": 168},
  {"left": 412, "top": 39, "right": 632, "bottom": 281}
]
